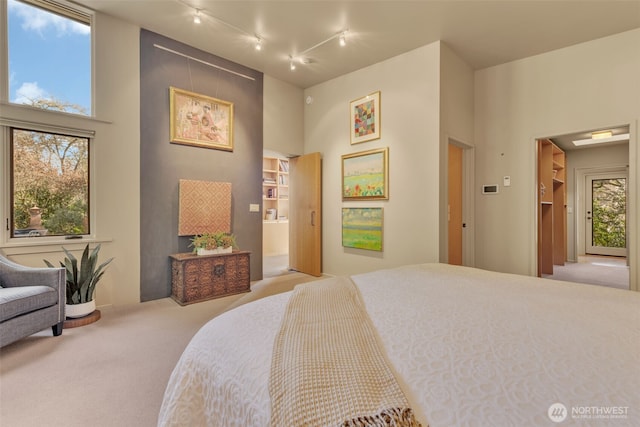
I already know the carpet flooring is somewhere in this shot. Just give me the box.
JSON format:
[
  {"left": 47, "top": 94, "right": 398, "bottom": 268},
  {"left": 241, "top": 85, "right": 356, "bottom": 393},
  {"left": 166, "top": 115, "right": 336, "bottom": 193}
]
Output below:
[
  {"left": 544, "top": 255, "right": 629, "bottom": 290},
  {"left": 0, "top": 271, "right": 321, "bottom": 427}
]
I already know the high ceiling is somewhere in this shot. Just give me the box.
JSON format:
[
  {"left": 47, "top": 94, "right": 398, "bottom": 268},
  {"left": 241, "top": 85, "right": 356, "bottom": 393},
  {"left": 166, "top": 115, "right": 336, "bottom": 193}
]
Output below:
[{"left": 72, "top": 0, "right": 640, "bottom": 89}]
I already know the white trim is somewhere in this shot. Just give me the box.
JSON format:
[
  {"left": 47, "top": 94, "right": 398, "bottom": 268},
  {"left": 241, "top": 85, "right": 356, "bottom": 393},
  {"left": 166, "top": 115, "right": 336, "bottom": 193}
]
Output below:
[
  {"left": 582, "top": 169, "right": 628, "bottom": 257},
  {"left": 0, "top": 116, "right": 96, "bottom": 138}
]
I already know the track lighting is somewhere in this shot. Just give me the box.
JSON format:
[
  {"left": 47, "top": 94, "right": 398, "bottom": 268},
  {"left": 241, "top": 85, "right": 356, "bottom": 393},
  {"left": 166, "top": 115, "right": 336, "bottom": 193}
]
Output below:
[
  {"left": 288, "top": 29, "right": 349, "bottom": 70},
  {"left": 193, "top": 9, "right": 201, "bottom": 24}
]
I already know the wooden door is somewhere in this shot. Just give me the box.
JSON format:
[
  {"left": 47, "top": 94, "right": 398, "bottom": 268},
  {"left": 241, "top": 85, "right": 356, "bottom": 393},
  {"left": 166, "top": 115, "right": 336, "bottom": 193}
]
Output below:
[
  {"left": 448, "top": 144, "right": 463, "bottom": 265},
  {"left": 289, "top": 152, "right": 322, "bottom": 276}
]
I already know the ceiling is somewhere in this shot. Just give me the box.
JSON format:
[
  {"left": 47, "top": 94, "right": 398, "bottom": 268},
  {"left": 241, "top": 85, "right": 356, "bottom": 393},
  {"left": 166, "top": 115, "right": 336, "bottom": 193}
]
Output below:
[
  {"left": 551, "top": 125, "right": 630, "bottom": 152},
  {"left": 71, "top": 0, "right": 640, "bottom": 89}
]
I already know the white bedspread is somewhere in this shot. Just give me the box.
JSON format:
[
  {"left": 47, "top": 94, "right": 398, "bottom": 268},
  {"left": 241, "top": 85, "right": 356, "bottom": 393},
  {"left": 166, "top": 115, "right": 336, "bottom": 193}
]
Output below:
[{"left": 158, "top": 263, "right": 640, "bottom": 426}]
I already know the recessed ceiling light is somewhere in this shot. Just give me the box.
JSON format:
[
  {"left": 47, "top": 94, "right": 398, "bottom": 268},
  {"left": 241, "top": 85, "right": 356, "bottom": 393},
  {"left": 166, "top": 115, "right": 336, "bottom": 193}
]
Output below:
[
  {"left": 573, "top": 133, "right": 629, "bottom": 146},
  {"left": 591, "top": 131, "right": 612, "bottom": 139}
]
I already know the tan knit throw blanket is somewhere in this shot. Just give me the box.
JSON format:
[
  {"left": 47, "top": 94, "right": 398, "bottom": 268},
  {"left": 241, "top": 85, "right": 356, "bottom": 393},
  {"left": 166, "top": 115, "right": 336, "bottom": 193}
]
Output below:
[{"left": 269, "top": 276, "right": 424, "bottom": 427}]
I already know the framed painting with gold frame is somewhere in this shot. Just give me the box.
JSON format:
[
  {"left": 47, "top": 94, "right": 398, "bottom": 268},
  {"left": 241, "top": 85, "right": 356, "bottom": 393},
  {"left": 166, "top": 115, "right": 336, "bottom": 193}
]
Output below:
[
  {"left": 342, "top": 207, "right": 383, "bottom": 251},
  {"left": 342, "top": 147, "right": 389, "bottom": 200},
  {"left": 169, "top": 87, "right": 234, "bottom": 151},
  {"left": 350, "top": 91, "right": 380, "bottom": 144}
]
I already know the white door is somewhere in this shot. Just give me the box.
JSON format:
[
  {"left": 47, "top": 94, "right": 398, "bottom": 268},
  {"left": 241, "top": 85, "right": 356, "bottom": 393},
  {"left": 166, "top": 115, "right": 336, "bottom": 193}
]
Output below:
[{"left": 585, "top": 173, "right": 627, "bottom": 256}]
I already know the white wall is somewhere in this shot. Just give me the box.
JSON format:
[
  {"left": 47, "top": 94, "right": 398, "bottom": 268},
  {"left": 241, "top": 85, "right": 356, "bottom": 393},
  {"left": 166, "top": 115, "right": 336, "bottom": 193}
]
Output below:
[
  {"left": 1, "top": 12, "right": 141, "bottom": 306},
  {"left": 439, "top": 43, "right": 475, "bottom": 264},
  {"left": 263, "top": 75, "right": 304, "bottom": 156},
  {"left": 304, "top": 42, "right": 442, "bottom": 276},
  {"left": 474, "top": 29, "right": 640, "bottom": 291}
]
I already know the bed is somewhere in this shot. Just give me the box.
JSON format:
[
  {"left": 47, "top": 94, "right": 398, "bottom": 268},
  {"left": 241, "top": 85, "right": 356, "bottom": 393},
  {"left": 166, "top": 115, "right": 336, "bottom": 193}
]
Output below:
[{"left": 158, "top": 263, "right": 639, "bottom": 426}]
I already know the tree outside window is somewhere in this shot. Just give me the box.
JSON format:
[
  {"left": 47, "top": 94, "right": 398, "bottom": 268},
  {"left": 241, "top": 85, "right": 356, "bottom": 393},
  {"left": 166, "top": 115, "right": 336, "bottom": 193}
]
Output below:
[
  {"left": 11, "top": 127, "right": 89, "bottom": 237},
  {"left": 591, "top": 178, "right": 626, "bottom": 248}
]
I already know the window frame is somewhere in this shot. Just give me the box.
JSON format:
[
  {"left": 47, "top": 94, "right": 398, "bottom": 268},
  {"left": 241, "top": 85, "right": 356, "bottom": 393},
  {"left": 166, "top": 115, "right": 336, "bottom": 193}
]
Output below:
[
  {"left": 9, "top": 126, "right": 92, "bottom": 239},
  {"left": 4, "top": 0, "right": 93, "bottom": 117},
  {"left": 1, "top": 0, "right": 99, "bottom": 248}
]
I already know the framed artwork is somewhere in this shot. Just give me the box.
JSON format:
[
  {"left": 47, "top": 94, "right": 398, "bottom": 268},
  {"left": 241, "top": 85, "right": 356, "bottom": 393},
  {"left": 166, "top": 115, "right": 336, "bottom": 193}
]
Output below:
[
  {"left": 169, "top": 87, "right": 234, "bottom": 151},
  {"left": 342, "top": 147, "right": 389, "bottom": 200},
  {"left": 342, "top": 207, "right": 383, "bottom": 251},
  {"left": 350, "top": 91, "right": 380, "bottom": 144}
]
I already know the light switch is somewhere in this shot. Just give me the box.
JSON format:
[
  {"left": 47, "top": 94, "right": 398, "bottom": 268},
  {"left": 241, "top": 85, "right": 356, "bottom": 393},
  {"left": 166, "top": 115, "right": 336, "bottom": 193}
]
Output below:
[
  {"left": 503, "top": 176, "right": 511, "bottom": 187},
  {"left": 249, "top": 204, "right": 260, "bottom": 212}
]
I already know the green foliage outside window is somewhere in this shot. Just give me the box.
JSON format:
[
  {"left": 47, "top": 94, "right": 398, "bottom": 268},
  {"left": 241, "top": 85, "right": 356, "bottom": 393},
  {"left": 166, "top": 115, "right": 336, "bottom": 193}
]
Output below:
[
  {"left": 11, "top": 103, "right": 89, "bottom": 237},
  {"left": 591, "top": 178, "right": 626, "bottom": 248}
]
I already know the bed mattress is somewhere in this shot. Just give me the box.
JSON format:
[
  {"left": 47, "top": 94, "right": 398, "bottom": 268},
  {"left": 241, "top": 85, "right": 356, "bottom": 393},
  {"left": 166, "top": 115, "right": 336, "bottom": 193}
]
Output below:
[{"left": 158, "top": 263, "right": 639, "bottom": 426}]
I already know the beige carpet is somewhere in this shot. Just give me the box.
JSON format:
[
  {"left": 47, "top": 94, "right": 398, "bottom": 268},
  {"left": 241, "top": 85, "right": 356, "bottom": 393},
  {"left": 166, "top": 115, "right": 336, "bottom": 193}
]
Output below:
[
  {"left": 0, "top": 272, "right": 322, "bottom": 427},
  {"left": 544, "top": 255, "right": 629, "bottom": 290}
]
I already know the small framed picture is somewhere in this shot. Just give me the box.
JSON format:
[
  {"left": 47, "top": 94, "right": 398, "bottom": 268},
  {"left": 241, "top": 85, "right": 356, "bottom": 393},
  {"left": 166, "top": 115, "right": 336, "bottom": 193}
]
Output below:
[
  {"left": 342, "top": 147, "right": 389, "bottom": 200},
  {"left": 350, "top": 91, "right": 380, "bottom": 144},
  {"left": 342, "top": 207, "right": 383, "bottom": 251},
  {"left": 169, "top": 87, "right": 234, "bottom": 151}
]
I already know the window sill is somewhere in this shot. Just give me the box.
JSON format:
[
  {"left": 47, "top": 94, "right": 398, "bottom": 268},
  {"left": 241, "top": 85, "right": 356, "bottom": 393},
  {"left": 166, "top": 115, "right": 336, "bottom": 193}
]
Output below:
[{"left": 0, "top": 237, "right": 113, "bottom": 256}]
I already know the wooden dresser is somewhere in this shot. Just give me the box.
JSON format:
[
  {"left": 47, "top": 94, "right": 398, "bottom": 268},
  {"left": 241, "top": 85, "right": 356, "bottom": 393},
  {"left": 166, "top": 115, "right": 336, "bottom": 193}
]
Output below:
[{"left": 169, "top": 251, "right": 250, "bottom": 305}]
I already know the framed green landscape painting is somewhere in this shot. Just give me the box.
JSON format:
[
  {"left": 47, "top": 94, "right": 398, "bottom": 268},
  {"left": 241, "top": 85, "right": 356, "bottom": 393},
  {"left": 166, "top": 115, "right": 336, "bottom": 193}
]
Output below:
[
  {"left": 341, "top": 147, "right": 388, "bottom": 200},
  {"left": 342, "top": 207, "right": 383, "bottom": 251}
]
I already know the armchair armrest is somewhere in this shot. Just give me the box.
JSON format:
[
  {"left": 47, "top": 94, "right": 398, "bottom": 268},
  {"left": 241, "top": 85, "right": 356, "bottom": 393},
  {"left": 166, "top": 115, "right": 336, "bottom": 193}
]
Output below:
[{"left": 0, "top": 256, "right": 64, "bottom": 292}]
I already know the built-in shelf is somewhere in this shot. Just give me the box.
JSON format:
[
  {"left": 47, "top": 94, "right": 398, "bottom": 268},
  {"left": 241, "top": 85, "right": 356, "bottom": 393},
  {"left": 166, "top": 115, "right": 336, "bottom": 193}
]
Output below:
[
  {"left": 538, "top": 139, "right": 566, "bottom": 277},
  {"left": 262, "top": 157, "right": 289, "bottom": 223}
]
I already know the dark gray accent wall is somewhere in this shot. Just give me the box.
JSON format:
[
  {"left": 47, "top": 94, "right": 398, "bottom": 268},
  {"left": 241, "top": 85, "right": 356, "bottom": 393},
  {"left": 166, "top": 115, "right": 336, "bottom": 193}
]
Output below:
[{"left": 140, "top": 29, "right": 263, "bottom": 301}]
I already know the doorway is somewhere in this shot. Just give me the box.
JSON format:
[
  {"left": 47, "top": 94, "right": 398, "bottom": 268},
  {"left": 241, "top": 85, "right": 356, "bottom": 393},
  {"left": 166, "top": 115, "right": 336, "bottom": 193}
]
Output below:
[
  {"left": 536, "top": 125, "right": 631, "bottom": 289},
  {"left": 448, "top": 143, "right": 463, "bottom": 265},
  {"left": 446, "top": 139, "right": 474, "bottom": 266},
  {"left": 585, "top": 172, "right": 627, "bottom": 257}
]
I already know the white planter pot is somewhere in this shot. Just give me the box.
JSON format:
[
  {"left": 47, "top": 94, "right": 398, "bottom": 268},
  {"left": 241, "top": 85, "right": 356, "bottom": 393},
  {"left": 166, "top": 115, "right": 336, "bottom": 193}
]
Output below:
[
  {"left": 197, "top": 247, "right": 233, "bottom": 255},
  {"left": 65, "top": 300, "right": 96, "bottom": 318}
]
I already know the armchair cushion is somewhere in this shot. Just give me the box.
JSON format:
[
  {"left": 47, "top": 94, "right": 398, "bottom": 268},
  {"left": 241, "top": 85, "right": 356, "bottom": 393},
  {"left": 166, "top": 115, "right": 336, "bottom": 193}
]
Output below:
[
  {"left": 0, "top": 254, "right": 65, "bottom": 347},
  {"left": 0, "top": 286, "right": 58, "bottom": 322}
]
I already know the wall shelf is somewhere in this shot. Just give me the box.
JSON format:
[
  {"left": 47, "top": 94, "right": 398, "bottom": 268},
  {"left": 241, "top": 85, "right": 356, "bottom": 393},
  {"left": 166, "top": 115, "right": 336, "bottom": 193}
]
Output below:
[{"left": 537, "top": 139, "right": 566, "bottom": 276}]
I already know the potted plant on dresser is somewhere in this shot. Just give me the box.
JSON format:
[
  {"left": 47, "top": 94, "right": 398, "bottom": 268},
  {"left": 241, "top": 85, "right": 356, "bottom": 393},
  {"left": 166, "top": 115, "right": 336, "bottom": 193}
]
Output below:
[
  {"left": 45, "top": 243, "right": 113, "bottom": 320},
  {"left": 190, "top": 232, "right": 237, "bottom": 255}
]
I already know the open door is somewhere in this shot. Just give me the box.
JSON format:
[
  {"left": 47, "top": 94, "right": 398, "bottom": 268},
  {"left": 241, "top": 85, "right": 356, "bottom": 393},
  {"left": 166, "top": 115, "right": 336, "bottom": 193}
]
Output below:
[{"left": 289, "top": 152, "right": 322, "bottom": 276}]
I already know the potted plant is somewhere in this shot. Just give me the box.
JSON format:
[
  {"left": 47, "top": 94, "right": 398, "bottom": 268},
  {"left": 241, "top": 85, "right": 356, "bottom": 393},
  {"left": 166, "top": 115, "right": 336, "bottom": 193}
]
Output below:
[
  {"left": 44, "top": 243, "right": 114, "bottom": 319},
  {"left": 190, "top": 232, "right": 237, "bottom": 255}
]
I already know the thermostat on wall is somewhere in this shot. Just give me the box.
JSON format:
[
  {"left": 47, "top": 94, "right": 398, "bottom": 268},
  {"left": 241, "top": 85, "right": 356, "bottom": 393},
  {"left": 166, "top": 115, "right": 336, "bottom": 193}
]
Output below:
[{"left": 482, "top": 184, "right": 499, "bottom": 194}]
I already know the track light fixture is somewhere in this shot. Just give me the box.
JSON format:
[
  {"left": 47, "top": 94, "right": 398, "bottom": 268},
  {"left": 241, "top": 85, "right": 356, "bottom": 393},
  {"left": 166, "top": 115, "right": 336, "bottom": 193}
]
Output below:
[
  {"left": 180, "top": 1, "right": 350, "bottom": 72},
  {"left": 339, "top": 32, "right": 346, "bottom": 47},
  {"left": 288, "top": 29, "right": 349, "bottom": 71},
  {"left": 181, "top": 1, "right": 265, "bottom": 52}
]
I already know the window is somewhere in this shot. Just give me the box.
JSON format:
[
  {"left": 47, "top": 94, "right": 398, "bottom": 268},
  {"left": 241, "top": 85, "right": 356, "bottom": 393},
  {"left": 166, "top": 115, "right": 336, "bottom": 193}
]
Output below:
[
  {"left": 2, "top": 0, "right": 93, "bottom": 241},
  {"left": 7, "top": 0, "right": 91, "bottom": 115},
  {"left": 10, "top": 128, "right": 90, "bottom": 238}
]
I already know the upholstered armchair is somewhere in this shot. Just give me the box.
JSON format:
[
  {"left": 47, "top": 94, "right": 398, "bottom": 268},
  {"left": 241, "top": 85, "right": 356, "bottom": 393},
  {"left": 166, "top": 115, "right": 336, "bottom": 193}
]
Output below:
[{"left": 0, "top": 254, "right": 65, "bottom": 348}]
